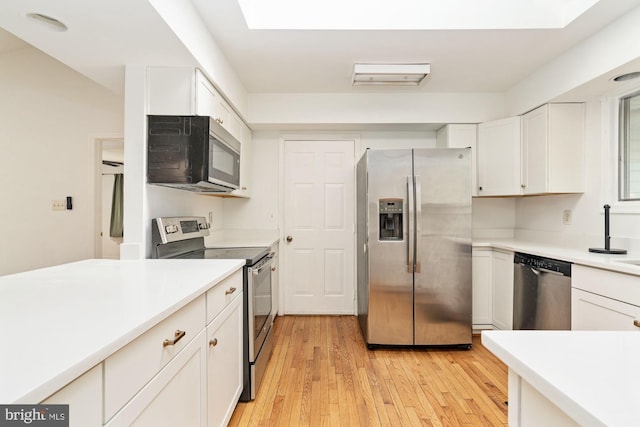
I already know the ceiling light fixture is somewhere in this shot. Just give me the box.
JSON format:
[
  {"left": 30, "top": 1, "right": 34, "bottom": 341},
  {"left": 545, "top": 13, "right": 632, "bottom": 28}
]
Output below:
[
  {"left": 27, "top": 13, "right": 68, "bottom": 32},
  {"left": 352, "top": 63, "right": 430, "bottom": 86},
  {"left": 613, "top": 72, "right": 640, "bottom": 82}
]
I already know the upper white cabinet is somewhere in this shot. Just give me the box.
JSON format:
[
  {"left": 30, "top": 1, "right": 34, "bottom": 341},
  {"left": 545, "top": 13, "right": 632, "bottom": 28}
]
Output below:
[
  {"left": 476, "top": 103, "right": 585, "bottom": 197},
  {"left": 521, "top": 103, "right": 585, "bottom": 195},
  {"left": 477, "top": 117, "right": 522, "bottom": 196},
  {"left": 437, "top": 124, "right": 478, "bottom": 196},
  {"left": 147, "top": 66, "right": 253, "bottom": 198}
]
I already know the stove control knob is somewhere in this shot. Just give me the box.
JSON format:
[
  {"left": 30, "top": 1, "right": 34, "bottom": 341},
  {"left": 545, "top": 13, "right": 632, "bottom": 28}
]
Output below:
[{"left": 165, "top": 224, "right": 179, "bottom": 234}]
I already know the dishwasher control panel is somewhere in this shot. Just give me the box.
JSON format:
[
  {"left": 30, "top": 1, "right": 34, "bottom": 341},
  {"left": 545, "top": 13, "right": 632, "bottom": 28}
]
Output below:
[{"left": 514, "top": 252, "right": 571, "bottom": 276}]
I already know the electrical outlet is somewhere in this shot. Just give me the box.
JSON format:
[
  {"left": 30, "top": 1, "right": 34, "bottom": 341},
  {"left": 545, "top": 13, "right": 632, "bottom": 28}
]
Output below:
[
  {"left": 562, "top": 210, "right": 572, "bottom": 225},
  {"left": 52, "top": 199, "right": 66, "bottom": 211},
  {"left": 208, "top": 211, "right": 214, "bottom": 225}
]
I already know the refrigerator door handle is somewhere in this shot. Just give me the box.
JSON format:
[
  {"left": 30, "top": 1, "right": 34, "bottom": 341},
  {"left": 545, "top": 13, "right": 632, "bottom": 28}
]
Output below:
[
  {"left": 407, "top": 175, "right": 415, "bottom": 273},
  {"left": 414, "top": 175, "right": 422, "bottom": 273}
]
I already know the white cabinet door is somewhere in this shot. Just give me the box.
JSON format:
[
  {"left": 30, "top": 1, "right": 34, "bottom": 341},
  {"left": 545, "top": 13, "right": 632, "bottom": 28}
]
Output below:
[
  {"left": 477, "top": 117, "right": 521, "bottom": 196},
  {"left": 472, "top": 248, "right": 493, "bottom": 328},
  {"left": 230, "top": 122, "right": 252, "bottom": 198},
  {"left": 521, "top": 103, "right": 585, "bottom": 195},
  {"left": 492, "top": 250, "right": 514, "bottom": 330},
  {"left": 105, "top": 330, "right": 207, "bottom": 427},
  {"left": 195, "top": 70, "right": 217, "bottom": 118},
  {"left": 41, "top": 365, "right": 102, "bottom": 427},
  {"left": 572, "top": 288, "right": 640, "bottom": 331},
  {"left": 271, "top": 242, "right": 280, "bottom": 317},
  {"left": 207, "top": 293, "right": 243, "bottom": 427},
  {"left": 437, "top": 124, "right": 478, "bottom": 196}
]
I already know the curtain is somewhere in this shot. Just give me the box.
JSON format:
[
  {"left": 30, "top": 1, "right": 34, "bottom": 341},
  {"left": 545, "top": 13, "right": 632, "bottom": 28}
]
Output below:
[{"left": 109, "top": 173, "right": 124, "bottom": 238}]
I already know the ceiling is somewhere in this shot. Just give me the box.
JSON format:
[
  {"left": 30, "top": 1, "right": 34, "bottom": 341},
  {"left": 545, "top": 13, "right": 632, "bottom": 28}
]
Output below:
[{"left": 0, "top": 0, "right": 640, "bottom": 97}]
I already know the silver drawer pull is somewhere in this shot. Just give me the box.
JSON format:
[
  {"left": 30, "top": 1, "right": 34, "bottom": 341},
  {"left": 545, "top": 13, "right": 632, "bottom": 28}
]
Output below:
[
  {"left": 163, "top": 330, "right": 186, "bottom": 347},
  {"left": 634, "top": 320, "right": 640, "bottom": 328},
  {"left": 209, "top": 338, "right": 218, "bottom": 347},
  {"left": 225, "top": 287, "right": 237, "bottom": 295}
]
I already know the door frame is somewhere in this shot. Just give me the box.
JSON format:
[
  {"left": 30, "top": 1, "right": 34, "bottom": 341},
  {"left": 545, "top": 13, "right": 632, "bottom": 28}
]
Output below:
[
  {"left": 278, "top": 133, "right": 361, "bottom": 315},
  {"left": 93, "top": 136, "right": 125, "bottom": 259}
]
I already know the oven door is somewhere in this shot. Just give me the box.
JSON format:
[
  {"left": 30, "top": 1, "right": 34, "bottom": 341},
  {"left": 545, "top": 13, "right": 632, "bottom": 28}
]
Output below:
[{"left": 247, "top": 254, "right": 274, "bottom": 362}]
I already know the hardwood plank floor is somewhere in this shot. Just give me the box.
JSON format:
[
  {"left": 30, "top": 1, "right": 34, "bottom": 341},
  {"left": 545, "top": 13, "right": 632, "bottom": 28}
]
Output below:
[{"left": 229, "top": 316, "right": 508, "bottom": 427}]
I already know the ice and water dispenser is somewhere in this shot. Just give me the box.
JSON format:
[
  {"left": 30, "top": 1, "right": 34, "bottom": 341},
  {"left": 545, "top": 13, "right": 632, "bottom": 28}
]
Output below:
[{"left": 378, "top": 199, "right": 403, "bottom": 241}]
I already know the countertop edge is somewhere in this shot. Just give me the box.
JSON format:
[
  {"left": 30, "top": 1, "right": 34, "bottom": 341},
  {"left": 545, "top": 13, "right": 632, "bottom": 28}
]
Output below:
[
  {"left": 481, "top": 331, "right": 605, "bottom": 427},
  {"left": 5, "top": 260, "right": 245, "bottom": 404}
]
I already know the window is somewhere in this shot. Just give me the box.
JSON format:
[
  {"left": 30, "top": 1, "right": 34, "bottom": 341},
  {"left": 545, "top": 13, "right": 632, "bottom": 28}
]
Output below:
[{"left": 619, "top": 91, "right": 640, "bottom": 201}]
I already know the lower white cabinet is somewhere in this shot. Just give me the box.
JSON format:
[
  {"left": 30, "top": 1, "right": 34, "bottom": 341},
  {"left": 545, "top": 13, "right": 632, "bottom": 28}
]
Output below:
[
  {"left": 572, "top": 265, "right": 640, "bottom": 331},
  {"left": 472, "top": 248, "right": 514, "bottom": 330},
  {"left": 41, "top": 364, "right": 103, "bottom": 427},
  {"left": 492, "top": 250, "right": 514, "bottom": 330},
  {"left": 472, "top": 248, "right": 492, "bottom": 328},
  {"left": 207, "top": 293, "right": 243, "bottom": 427},
  {"left": 572, "top": 288, "right": 640, "bottom": 331},
  {"left": 105, "top": 330, "right": 207, "bottom": 427}
]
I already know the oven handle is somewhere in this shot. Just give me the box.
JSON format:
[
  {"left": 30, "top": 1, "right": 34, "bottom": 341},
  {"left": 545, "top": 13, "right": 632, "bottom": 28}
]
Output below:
[{"left": 249, "top": 256, "right": 274, "bottom": 276}]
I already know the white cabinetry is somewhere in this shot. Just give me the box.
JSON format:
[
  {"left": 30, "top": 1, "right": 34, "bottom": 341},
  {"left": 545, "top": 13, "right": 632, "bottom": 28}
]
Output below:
[
  {"left": 472, "top": 248, "right": 492, "bottom": 329},
  {"left": 41, "top": 365, "right": 102, "bottom": 427},
  {"left": 477, "top": 117, "right": 521, "bottom": 196},
  {"left": 521, "top": 103, "right": 584, "bottom": 195},
  {"left": 437, "top": 124, "right": 478, "bottom": 196},
  {"left": 206, "top": 292, "right": 243, "bottom": 427},
  {"left": 572, "top": 265, "right": 640, "bottom": 331},
  {"left": 492, "top": 250, "right": 514, "bottom": 330},
  {"left": 147, "top": 67, "right": 253, "bottom": 198},
  {"left": 105, "top": 330, "right": 207, "bottom": 427},
  {"left": 271, "top": 241, "right": 280, "bottom": 316}
]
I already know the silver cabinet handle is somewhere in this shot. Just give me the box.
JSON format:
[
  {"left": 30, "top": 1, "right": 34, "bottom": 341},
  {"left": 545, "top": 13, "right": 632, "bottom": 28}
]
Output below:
[
  {"left": 209, "top": 338, "right": 218, "bottom": 347},
  {"left": 163, "top": 330, "right": 186, "bottom": 347},
  {"left": 225, "top": 287, "right": 237, "bottom": 295},
  {"left": 634, "top": 320, "right": 640, "bottom": 328}
]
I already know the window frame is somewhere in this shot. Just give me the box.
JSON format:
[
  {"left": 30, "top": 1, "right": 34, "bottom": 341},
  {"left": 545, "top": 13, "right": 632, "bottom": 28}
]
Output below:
[{"left": 618, "top": 89, "right": 640, "bottom": 201}]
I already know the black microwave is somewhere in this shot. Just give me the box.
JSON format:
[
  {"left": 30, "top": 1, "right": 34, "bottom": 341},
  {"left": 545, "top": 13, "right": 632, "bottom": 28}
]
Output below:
[{"left": 147, "top": 115, "right": 241, "bottom": 193}]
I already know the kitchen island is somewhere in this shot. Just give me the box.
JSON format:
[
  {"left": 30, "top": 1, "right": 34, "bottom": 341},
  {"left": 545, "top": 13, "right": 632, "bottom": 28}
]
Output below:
[
  {"left": 482, "top": 330, "right": 640, "bottom": 427},
  {"left": 0, "top": 258, "right": 244, "bottom": 425}
]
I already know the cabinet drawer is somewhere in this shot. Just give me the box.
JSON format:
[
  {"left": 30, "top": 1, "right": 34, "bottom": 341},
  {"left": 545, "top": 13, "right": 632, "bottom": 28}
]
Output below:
[
  {"left": 206, "top": 269, "right": 243, "bottom": 324},
  {"left": 104, "top": 295, "right": 206, "bottom": 423}
]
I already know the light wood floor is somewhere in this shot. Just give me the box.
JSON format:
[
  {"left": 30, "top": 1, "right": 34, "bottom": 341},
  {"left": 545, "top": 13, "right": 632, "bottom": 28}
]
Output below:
[{"left": 229, "top": 316, "right": 508, "bottom": 426}]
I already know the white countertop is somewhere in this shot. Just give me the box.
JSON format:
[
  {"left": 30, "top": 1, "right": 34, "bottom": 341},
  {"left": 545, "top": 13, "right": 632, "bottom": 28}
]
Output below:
[
  {"left": 0, "top": 258, "right": 244, "bottom": 404},
  {"left": 474, "top": 238, "right": 640, "bottom": 276},
  {"left": 482, "top": 330, "right": 640, "bottom": 427}
]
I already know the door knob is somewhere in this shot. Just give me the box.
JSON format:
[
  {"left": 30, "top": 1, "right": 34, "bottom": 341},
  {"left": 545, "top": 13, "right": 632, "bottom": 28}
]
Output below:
[{"left": 286, "top": 235, "right": 293, "bottom": 243}]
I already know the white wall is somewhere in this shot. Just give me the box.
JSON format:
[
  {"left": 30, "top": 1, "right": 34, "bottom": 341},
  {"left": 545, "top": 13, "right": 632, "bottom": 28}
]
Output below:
[{"left": 0, "top": 47, "right": 123, "bottom": 276}]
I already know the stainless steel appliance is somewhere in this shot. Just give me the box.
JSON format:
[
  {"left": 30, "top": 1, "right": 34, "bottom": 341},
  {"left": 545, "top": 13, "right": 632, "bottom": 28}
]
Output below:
[
  {"left": 147, "top": 115, "right": 241, "bottom": 193},
  {"left": 150, "top": 216, "right": 275, "bottom": 401},
  {"left": 356, "top": 148, "right": 472, "bottom": 348},
  {"left": 513, "top": 252, "right": 572, "bottom": 330}
]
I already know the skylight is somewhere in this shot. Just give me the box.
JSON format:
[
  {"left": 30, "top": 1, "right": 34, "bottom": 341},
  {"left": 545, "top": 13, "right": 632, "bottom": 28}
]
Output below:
[{"left": 237, "top": 0, "right": 600, "bottom": 30}]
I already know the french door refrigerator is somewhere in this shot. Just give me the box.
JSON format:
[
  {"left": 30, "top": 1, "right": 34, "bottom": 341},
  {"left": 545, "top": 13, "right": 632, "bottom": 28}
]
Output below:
[{"left": 356, "top": 148, "right": 472, "bottom": 348}]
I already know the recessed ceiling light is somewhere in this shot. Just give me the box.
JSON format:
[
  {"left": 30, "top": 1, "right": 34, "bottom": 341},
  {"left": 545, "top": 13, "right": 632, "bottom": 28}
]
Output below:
[
  {"left": 27, "top": 13, "right": 68, "bottom": 32},
  {"left": 613, "top": 72, "right": 640, "bottom": 82}
]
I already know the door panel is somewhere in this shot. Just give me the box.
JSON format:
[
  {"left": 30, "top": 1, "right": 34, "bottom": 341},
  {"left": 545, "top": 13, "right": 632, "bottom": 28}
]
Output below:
[
  {"left": 413, "top": 149, "right": 472, "bottom": 345},
  {"left": 366, "top": 150, "right": 414, "bottom": 345},
  {"left": 283, "top": 140, "right": 355, "bottom": 314}
]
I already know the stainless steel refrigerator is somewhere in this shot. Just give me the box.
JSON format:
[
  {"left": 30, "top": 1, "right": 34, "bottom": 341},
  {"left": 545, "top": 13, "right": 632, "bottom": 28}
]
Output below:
[{"left": 356, "top": 148, "right": 472, "bottom": 348}]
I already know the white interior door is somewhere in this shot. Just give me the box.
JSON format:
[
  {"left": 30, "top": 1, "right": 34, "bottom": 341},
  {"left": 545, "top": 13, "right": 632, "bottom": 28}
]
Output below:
[{"left": 283, "top": 139, "right": 355, "bottom": 314}]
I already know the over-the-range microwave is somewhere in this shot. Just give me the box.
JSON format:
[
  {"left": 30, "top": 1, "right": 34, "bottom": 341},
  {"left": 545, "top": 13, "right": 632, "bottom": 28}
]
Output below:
[{"left": 147, "top": 115, "right": 241, "bottom": 193}]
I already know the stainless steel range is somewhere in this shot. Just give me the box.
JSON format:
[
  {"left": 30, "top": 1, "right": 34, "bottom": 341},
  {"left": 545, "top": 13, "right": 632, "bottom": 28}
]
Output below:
[{"left": 150, "top": 216, "right": 275, "bottom": 401}]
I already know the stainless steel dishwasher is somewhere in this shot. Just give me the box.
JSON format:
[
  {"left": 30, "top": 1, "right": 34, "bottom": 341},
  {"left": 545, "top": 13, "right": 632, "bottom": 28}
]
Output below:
[{"left": 513, "top": 252, "right": 572, "bottom": 330}]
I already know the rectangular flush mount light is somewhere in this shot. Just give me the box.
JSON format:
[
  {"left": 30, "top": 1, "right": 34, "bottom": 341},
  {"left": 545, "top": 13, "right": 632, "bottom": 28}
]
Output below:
[{"left": 352, "top": 63, "right": 430, "bottom": 86}]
